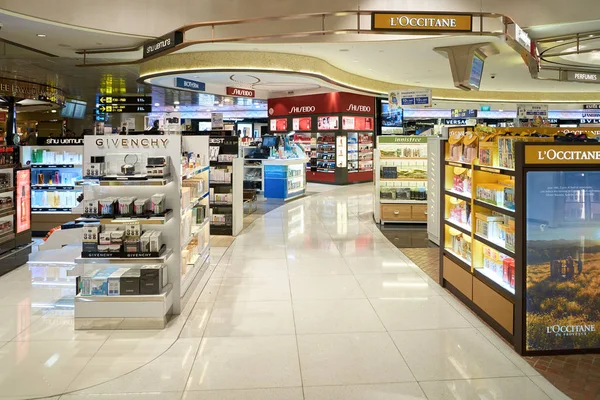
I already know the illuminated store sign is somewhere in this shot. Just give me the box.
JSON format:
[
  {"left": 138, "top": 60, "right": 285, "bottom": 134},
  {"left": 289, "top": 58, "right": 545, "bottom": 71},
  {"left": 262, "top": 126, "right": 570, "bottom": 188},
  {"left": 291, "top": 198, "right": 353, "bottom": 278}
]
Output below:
[
  {"left": 525, "top": 145, "right": 600, "bottom": 164},
  {"left": 451, "top": 109, "right": 477, "bottom": 118},
  {"left": 98, "top": 96, "right": 152, "bottom": 104},
  {"left": 565, "top": 71, "right": 600, "bottom": 83},
  {"left": 372, "top": 12, "right": 472, "bottom": 32},
  {"left": 584, "top": 104, "right": 600, "bottom": 109},
  {"left": 0, "top": 78, "right": 65, "bottom": 105},
  {"left": 95, "top": 138, "right": 169, "bottom": 149},
  {"left": 389, "top": 89, "right": 432, "bottom": 108},
  {"left": 97, "top": 105, "right": 151, "bottom": 113},
  {"left": 143, "top": 31, "right": 183, "bottom": 58},
  {"left": 226, "top": 87, "right": 255, "bottom": 98},
  {"left": 175, "top": 77, "right": 205, "bottom": 92},
  {"left": 16, "top": 170, "right": 30, "bottom": 234}
]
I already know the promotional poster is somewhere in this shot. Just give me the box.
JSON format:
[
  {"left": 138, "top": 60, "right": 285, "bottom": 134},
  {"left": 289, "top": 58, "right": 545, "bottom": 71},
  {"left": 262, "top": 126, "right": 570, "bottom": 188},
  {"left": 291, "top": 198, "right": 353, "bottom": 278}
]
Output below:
[
  {"left": 16, "top": 170, "right": 31, "bottom": 234},
  {"left": 525, "top": 171, "right": 600, "bottom": 351}
]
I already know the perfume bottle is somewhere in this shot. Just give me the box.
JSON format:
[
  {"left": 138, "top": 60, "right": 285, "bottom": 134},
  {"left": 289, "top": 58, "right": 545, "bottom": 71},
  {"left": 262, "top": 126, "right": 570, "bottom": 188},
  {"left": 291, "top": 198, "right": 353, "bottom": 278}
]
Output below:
[
  {"left": 20, "top": 186, "right": 26, "bottom": 222},
  {"left": 38, "top": 173, "right": 44, "bottom": 185}
]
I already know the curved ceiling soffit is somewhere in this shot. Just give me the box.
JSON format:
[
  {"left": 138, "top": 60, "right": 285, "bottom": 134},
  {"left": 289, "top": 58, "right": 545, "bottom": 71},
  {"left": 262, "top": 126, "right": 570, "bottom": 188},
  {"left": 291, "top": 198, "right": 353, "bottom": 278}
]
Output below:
[{"left": 139, "top": 51, "right": 600, "bottom": 103}]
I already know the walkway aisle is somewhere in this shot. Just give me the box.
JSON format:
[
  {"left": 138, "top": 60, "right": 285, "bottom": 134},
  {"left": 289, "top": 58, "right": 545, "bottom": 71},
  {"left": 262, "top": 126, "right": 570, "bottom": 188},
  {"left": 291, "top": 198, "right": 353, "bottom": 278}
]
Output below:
[{"left": 0, "top": 184, "right": 568, "bottom": 400}]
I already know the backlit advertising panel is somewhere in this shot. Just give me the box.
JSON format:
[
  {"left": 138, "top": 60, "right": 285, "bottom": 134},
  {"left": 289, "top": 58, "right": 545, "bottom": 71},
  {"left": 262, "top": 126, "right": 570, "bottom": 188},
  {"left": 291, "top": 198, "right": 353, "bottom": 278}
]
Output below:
[
  {"left": 525, "top": 170, "right": 600, "bottom": 351},
  {"left": 16, "top": 169, "right": 30, "bottom": 233}
]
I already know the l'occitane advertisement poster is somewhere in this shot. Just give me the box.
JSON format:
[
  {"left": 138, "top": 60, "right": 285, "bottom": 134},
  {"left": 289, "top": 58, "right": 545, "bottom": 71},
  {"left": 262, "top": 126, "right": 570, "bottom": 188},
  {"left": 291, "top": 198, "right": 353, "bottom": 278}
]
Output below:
[
  {"left": 525, "top": 170, "right": 600, "bottom": 351},
  {"left": 16, "top": 169, "right": 30, "bottom": 233}
]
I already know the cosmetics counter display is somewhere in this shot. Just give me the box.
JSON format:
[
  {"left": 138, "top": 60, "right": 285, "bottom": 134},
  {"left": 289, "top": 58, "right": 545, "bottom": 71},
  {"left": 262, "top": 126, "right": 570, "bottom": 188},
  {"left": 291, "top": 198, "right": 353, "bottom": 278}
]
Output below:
[
  {"left": 268, "top": 91, "right": 375, "bottom": 185},
  {"left": 72, "top": 135, "right": 211, "bottom": 329},
  {"left": 0, "top": 146, "right": 32, "bottom": 276},
  {"left": 263, "top": 159, "right": 306, "bottom": 200},
  {"left": 373, "top": 136, "right": 429, "bottom": 224},
  {"left": 440, "top": 126, "right": 600, "bottom": 355},
  {"left": 208, "top": 135, "right": 243, "bottom": 236},
  {"left": 241, "top": 145, "right": 264, "bottom": 192},
  {"left": 20, "top": 138, "right": 84, "bottom": 235}
]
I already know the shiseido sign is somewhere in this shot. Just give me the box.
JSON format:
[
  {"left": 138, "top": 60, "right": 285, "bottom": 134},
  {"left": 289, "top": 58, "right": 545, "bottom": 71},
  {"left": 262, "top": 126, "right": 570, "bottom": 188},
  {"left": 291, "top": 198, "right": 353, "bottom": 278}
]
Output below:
[
  {"left": 289, "top": 106, "right": 316, "bottom": 114},
  {"left": 347, "top": 104, "right": 371, "bottom": 113},
  {"left": 143, "top": 31, "right": 184, "bottom": 58},
  {"left": 268, "top": 92, "right": 375, "bottom": 117},
  {"left": 226, "top": 87, "right": 255, "bottom": 98}
]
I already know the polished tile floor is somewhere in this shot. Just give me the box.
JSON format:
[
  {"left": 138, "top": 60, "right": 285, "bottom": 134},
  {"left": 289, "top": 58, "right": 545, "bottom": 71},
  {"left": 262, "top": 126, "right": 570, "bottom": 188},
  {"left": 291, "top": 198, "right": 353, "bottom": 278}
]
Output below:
[{"left": 0, "top": 183, "right": 569, "bottom": 400}]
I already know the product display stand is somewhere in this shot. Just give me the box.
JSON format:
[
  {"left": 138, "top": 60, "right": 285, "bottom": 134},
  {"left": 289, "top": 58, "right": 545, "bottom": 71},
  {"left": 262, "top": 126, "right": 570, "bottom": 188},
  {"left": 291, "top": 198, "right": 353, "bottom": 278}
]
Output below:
[
  {"left": 21, "top": 138, "right": 84, "bottom": 235},
  {"left": 439, "top": 127, "right": 600, "bottom": 355},
  {"left": 373, "top": 136, "right": 428, "bottom": 224},
  {"left": 0, "top": 146, "right": 32, "bottom": 276},
  {"left": 263, "top": 159, "right": 306, "bottom": 200},
  {"left": 427, "top": 137, "right": 443, "bottom": 245},
  {"left": 73, "top": 135, "right": 210, "bottom": 329},
  {"left": 209, "top": 135, "right": 243, "bottom": 236}
]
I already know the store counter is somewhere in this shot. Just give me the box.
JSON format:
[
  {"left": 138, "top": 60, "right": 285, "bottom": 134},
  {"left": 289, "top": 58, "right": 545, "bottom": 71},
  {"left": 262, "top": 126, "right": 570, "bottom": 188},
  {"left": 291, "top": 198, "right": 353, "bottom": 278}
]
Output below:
[{"left": 263, "top": 158, "right": 306, "bottom": 200}]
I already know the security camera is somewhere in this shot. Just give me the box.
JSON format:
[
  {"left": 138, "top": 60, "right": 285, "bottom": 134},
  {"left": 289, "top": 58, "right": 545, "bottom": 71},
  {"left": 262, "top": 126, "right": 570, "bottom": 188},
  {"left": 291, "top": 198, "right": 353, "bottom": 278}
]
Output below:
[{"left": 490, "top": 74, "right": 496, "bottom": 79}]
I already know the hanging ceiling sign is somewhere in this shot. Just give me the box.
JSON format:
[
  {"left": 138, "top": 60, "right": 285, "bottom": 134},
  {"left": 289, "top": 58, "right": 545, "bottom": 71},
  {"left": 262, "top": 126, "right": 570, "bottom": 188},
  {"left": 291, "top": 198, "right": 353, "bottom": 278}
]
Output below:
[
  {"left": 584, "top": 104, "right": 600, "bottom": 110},
  {"left": 226, "top": 87, "right": 255, "bottom": 98},
  {"left": 372, "top": 12, "right": 472, "bottom": 33},
  {"left": 517, "top": 104, "right": 548, "bottom": 119},
  {"left": 143, "top": 31, "right": 183, "bottom": 58},
  {"left": 388, "top": 89, "right": 432, "bottom": 108},
  {"left": 175, "top": 77, "right": 205, "bottom": 91},
  {"left": 0, "top": 78, "right": 65, "bottom": 105},
  {"left": 97, "top": 104, "right": 151, "bottom": 113},
  {"left": 98, "top": 95, "right": 152, "bottom": 104},
  {"left": 563, "top": 71, "right": 600, "bottom": 84},
  {"left": 451, "top": 109, "right": 477, "bottom": 118}
]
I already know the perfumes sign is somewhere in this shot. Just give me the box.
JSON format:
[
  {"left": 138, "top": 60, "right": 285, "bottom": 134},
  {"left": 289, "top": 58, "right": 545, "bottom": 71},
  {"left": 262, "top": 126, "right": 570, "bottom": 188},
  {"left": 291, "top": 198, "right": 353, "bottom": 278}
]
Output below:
[{"left": 95, "top": 138, "right": 169, "bottom": 149}]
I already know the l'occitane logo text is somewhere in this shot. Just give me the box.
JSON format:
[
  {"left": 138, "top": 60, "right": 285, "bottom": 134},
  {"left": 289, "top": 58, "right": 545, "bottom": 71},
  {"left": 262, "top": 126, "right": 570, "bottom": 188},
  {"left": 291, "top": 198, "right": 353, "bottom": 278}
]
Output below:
[
  {"left": 538, "top": 149, "right": 600, "bottom": 161},
  {"left": 96, "top": 138, "right": 169, "bottom": 149},
  {"left": 547, "top": 324, "right": 595, "bottom": 336},
  {"left": 289, "top": 106, "right": 316, "bottom": 114},
  {"left": 390, "top": 16, "right": 457, "bottom": 28}
]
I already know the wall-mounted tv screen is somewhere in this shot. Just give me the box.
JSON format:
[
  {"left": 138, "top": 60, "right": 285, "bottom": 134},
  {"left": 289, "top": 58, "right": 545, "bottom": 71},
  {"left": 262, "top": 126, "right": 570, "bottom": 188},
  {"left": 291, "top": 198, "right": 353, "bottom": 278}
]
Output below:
[
  {"left": 72, "top": 101, "right": 87, "bottom": 119},
  {"left": 381, "top": 102, "right": 403, "bottom": 127},
  {"left": 469, "top": 54, "right": 484, "bottom": 89},
  {"left": 61, "top": 102, "right": 75, "bottom": 118}
]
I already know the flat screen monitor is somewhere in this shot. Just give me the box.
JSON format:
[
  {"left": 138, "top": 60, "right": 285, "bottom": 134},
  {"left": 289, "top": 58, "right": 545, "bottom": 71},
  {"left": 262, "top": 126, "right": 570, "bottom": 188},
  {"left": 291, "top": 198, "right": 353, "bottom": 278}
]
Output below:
[
  {"left": 72, "top": 101, "right": 87, "bottom": 119},
  {"left": 469, "top": 54, "right": 484, "bottom": 89},
  {"left": 381, "top": 102, "right": 403, "bottom": 127},
  {"left": 61, "top": 102, "right": 75, "bottom": 118},
  {"left": 262, "top": 135, "right": 277, "bottom": 148}
]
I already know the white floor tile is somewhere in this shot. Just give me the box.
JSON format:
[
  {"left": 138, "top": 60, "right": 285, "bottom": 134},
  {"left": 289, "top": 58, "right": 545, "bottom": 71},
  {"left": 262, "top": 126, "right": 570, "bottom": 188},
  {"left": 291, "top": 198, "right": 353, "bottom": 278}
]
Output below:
[
  {"left": 222, "top": 258, "right": 288, "bottom": 278},
  {"left": 355, "top": 273, "right": 443, "bottom": 299},
  {"left": 61, "top": 393, "right": 182, "bottom": 400},
  {"left": 205, "top": 301, "right": 295, "bottom": 337},
  {"left": 476, "top": 326, "right": 541, "bottom": 376},
  {"left": 419, "top": 377, "right": 551, "bottom": 399},
  {"left": 297, "top": 332, "right": 414, "bottom": 386},
  {"left": 304, "top": 383, "right": 427, "bottom": 400},
  {"left": 0, "top": 340, "right": 104, "bottom": 397},
  {"left": 0, "top": 304, "right": 42, "bottom": 341},
  {"left": 186, "top": 336, "right": 301, "bottom": 390},
  {"left": 230, "top": 246, "right": 287, "bottom": 259},
  {"left": 293, "top": 299, "right": 385, "bottom": 334},
  {"left": 217, "top": 277, "right": 291, "bottom": 302},
  {"left": 290, "top": 275, "right": 365, "bottom": 300},
  {"left": 370, "top": 297, "right": 472, "bottom": 331},
  {"left": 344, "top": 257, "right": 416, "bottom": 275},
  {"left": 287, "top": 258, "right": 352, "bottom": 276},
  {"left": 390, "top": 328, "right": 524, "bottom": 381},
  {"left": 179, "top": 303, "right": 213, "bottom": 338},
  {"left": 182, "top": 387, "right": 304, "bottom": 400},
  {"left": 74, "top": 339, "right": 201, "bottom": 394}
]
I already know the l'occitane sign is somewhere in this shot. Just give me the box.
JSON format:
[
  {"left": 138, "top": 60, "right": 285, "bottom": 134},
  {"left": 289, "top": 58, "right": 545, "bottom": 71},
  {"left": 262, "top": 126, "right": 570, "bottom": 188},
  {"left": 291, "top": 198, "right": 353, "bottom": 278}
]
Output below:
[
  {"left": 525, "top": 145, "right": 600, "bottom": 164},
  {"left": 372, "top": 13, "right": 472, "bottom": 32}
]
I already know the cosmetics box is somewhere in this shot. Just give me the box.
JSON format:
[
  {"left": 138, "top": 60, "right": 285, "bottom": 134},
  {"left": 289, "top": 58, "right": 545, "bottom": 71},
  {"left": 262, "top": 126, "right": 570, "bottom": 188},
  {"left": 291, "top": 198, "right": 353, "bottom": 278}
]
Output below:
[
  {"left": 97, "top": 244, "right": 110, "bottom": 252},
  {"left": 107, "top": 268, "right": 130, "bottom": 296},
  {"left": 147, "top": 156, "right": 168, "bottom": 167},
  {"left": 120, "top": 269, "right": 141, "bottom": 295},
  {"left": 149, "top": 231, "right": 163, "bottom": 252},
  {"left": 91, "top": 267, "right": 118, "bottom": 296},
  {"left": 181, "top": 187, "right": 191, "bottom": 209},
  {"left": 84, "top": 200, "right": 99, "bottom": 216},
  {"left": 82, "top": 225, "right": 100, "bottom": 252},
  {"left": 124, "top": 222, "right": 141, "bottom": 239},
  {"left": 118, "top": 197, "right": 136, "bottom": 215},
  {"left": 146, "top": 166, "right": 169, "bottom": 177},
  {"left": 80, "top": 269, "right": 100, "bottom": 296},
  {"left": 124, "top": 240, "right": 139, "bottom": 253},
  {"left": 151, "top": 193, "right": 166, "bottom": 214},
  {"left": 99, "top": 232, "right": 111, "bottom": 245},
  {"left": 140, "top": 231, "right": 151, "bottom": 252},
  {"left": 134, "top": 198, "right": 150, "bottom": 215},
  {"left": 140, "top": 265, "right": 166, "bottom": 295},
  {"left": 99, "top": 198, "right": 116, "bottom": 216},
  {"left": 110, "top": 230, "right": 125, "bottom": 244}
]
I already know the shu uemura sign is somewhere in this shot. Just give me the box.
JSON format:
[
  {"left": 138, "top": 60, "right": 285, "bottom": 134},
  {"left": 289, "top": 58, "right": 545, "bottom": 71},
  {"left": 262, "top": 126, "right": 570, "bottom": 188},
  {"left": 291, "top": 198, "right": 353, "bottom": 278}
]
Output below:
[{"left": 372, "top": 12, "right": 472, "bottom": 32}]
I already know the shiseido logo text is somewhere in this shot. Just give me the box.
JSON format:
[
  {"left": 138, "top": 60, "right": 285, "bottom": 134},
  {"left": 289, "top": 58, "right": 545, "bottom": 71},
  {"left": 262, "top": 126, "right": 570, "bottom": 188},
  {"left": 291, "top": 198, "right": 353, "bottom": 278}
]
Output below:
[
  {"left": 538, "top": 149, "right": 600, "bottom": 161},
  {"left": 346, "top": 104, "right": 371, "bottom": 112},
  {"left": 546, "top": 324, "right": 595, "bottom": 337},
  {"left": 230, "top": 88, "right": 254, "bottom": 97},
  {"left": 289, "top": 106, "right": 316, "bottom": 114},
  {"left": 95, "top": 138, "right": 169, "bottom": 149},
  {"left": 146, "top": 38, "right": 171, "bottom": 55}
]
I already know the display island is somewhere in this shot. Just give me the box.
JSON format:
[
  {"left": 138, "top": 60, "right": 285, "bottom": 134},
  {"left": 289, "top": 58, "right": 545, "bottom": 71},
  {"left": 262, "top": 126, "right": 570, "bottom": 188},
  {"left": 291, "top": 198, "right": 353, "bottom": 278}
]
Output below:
[{"left": 440, "top": 126, "right": 600, "bottom": 355}]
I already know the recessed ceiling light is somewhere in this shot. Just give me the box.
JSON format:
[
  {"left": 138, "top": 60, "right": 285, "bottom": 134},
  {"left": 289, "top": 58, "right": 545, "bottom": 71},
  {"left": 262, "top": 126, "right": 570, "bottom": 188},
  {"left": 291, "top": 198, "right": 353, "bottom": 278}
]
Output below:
[
  {"left": 352, "top": 60, "right": 359, "bottom": 63},
  {"left": 557, "top": 39, "right": 565, "bottom": 43},
  {"left": 50, "top": 109, "right": 57, "bottom": 113},
  {"left": 174, "top": 100, "right": 180, "bottom": 105},
  {"left": 36, "top": 34, "right": 46, "bottom": 38},
  {"left": 154, "top": 103, "right": 160, "bottom": 107},
  {"left": 339, "top": 49, "right": 349, "bottom": 52},
  {"left": 589, "top": 34, "right": 595, "bottom": 38},
  {"left": 499, "top": 109, "right": 504, "bottom": 112}
]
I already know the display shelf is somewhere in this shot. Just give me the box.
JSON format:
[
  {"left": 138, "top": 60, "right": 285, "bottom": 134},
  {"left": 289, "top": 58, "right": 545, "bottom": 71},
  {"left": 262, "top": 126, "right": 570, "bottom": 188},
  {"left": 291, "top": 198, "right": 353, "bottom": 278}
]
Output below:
[
  {"left": 474, "top": 199, "right": 515, "bottom": 217},
  {"left": 210, "top": 161, "right": 233, "bottom": 166},
  {"left": 0, "top": 209, "right": 15, "bottom": 218},
  {"left": 474, "top": 234, "right": 515, "bottom": 258},
  {"left": 75, "top": 248, "right": 174, "bottom": 264},
  {"left": 443, "top": 248, "right": 472, "bottom": 271},
  {"left": 31, "top": 185, "right": 77, "bottom": 190},
  {"left": 0, "top": 187, "right": 15, "bottom": 194},
  {"left": 32, "top": 207, "right": 71, "bottom": 212},
  {"left": 380, "top": 199, "right": 427, "bottom": 204},
  {"left": 445, "top": 160, "right": 472, "bottom": 168},
  {"left": 0, "top": 164, "right": 16, "bottom": 170},
  {"left": 182, "top": 165, "right": 210, "bottom": 180},
  {"left": 99, "top": 177, "right": 174, "bottom": 186},
  {"left": 474, "top": 165, "right": 515, "bottom": 176},
  {"left": 31, "top": 164, "right": 81, "bottom": 168},
  {"left": 181, "top": 248, "right": 209, "bottom": 297},
  {"left": 209, "top": 181, "right": 233, "bottom": 185},
  {"left": 445, "top": 219, "right": 471, "bottom": 235},
  {"left": 445, "top": 189, "right": 471, "bottom": 202},
  {"left": 0, "top": 232, "right": 15, "bottom": 246},
  {"left": 381, "top": 178, "right": 428, "bottom": 182},
  {"left": 474, "top": 267, "right": 516, "bottom": 298},
  {"left": 181, "top": 219, "right": 210, "bottom": 250},
  {"left": 77, "top": 210, "right": 174, "bottom": 225},
  {"left": 382, "top": 157, "right": 428, "bottom": 161}
]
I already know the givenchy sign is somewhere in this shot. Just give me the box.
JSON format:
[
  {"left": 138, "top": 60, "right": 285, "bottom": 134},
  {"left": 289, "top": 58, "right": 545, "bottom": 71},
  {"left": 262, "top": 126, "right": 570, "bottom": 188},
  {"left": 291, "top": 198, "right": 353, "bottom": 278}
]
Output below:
[
  {"left": 372, "top": 12, "right": 472, "bottom": 32},
  {"left": 226, "top": 87, "right": 255, "bottom": 98},
  {"left": 96, "top": 138, "right": 169, "bottom": 149}
]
